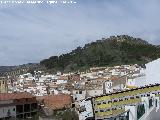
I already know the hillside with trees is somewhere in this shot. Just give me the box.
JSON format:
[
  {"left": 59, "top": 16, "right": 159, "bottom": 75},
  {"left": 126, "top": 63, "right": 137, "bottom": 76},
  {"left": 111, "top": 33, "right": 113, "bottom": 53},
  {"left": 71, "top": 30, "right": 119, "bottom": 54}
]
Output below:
[{"left": 40, "top": 35, "right": 160, "bottom": 72}]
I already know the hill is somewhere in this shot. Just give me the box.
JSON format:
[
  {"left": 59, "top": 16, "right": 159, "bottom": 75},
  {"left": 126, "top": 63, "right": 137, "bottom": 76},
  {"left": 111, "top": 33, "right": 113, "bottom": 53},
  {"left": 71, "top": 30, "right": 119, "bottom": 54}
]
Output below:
[
  {"left": 40, "top": 35, "right": 160, "bottom": 72},
  {"left": 0, "top": 63, "right": 44, "bottom": 76}
]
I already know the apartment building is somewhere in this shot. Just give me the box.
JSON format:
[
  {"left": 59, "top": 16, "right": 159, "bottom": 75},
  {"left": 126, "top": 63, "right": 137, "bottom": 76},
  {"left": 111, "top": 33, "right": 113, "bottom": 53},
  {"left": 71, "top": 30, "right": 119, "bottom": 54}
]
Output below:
[
  {"left": 76, "top": 84, "right": 160, "bottom": 120},
  {"left": 0, "top": 92, "right": 38, "bottom": 120}
]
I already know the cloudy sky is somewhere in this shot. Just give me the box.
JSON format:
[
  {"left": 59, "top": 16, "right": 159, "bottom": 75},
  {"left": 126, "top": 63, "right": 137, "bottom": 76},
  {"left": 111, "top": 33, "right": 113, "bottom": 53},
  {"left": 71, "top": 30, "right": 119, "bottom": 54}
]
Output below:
[{"left": 0, "top": 0, "right": 160, "bottom": 66}]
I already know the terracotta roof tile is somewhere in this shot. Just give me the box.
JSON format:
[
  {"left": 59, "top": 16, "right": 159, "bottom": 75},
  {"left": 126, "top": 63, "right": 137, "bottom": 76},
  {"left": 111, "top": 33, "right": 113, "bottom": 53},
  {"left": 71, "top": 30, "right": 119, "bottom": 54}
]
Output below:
[
  {"left": 110, "top": 76, "right": 119, "bottom": 81},
  {"left": 0, "top": 92, "right": 34, "bottom": 101},
  {"left": 58, "top": 76, "right": 68, "bottom": 80},
  {"left": 43, "top": 94, "right": 72, "bottom": 110}
]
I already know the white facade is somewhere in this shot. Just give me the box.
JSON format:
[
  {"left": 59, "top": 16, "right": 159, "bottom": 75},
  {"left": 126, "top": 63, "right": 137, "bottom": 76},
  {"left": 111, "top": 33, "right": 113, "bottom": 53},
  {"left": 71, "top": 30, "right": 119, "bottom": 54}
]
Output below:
[
  {"left": 111, "top": 69, "right": 120, "bottom": 76},
  {"left": 145, "top": 58, "right": 160, "bottom": 85},
  {"left": 87, "top": 89, "right": 103, "bottom": 97},
  {"left": 72, "top": 90, "right": 86, "bottom": 101},
  {"left": 104, "top": 81, "right": 113, "bottom": 93},
  {"left": 0, "top": 100, "right": 16, "bottom": 119},
  {"left": 56, "top": 79, "right": 68, "bottom": 84},
  {"left": 125, "top": 94, "right": 160, "bottom": 120},
  {"left": 78, "top": 99, "right": 94, "bottom": 120},
  {"left": 135, "top": 58, "right": 160, "bottom": 87},
  {"left": 0, "top": 106, "right": 16, "bottom": 118},
  {"left": 125, "top": 105, "right": 137, "bottom": 120},
  {"left": 61, "top": 90, "right": 71, "bottom": 94}
]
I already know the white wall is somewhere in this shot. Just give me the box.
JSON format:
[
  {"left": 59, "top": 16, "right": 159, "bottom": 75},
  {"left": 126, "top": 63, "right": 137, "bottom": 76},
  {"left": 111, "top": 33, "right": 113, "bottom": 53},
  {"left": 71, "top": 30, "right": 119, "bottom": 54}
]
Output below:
[
  {"left": 125, "top": 105, "right": 137, "bottom": 120},
  {"left": 134, "top": 76, "right": 147, "bottom": 87},
  {"left": 135, "top": 58, "right": 160, "bottom": 87},
  {"left": 87, "top": 90, "right": 103, "bottom": 97},
  {"left": 0, "top": 106, "right": 16, "bottom": 118},
  {"left": 72, "top": 90, "right": 86, "bottom": 101},
  {"left": 104, "top": 81, "right": 113, "bottom": 93},
  {"left": 145, "top": 58, "right": 160, "bottom": 85},
  {"left": 56, "top": 80, "right": 67, "bottom": 84},
  {"left": 78, "top": 99, "right": 94, "bottom": 120}
]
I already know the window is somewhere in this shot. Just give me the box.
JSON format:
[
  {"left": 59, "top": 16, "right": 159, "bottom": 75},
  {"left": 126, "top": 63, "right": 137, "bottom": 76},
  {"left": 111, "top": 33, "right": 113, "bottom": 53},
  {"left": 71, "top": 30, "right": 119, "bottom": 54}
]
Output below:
[
  {"left": 137, "top": 104, "right": 145, "bottom": 119},
  {"left": 13, "top": 108, "right": 15, "bottom": 111},
  {"left": 72, "top": 104, "right": 75, "bottom": 108},
  {"left": 103, "top": 102, "right": 106, "bottom": 104},
  {"left": 100, "top": 110, "right": 104, "bottom": 112},
  {"left": 97, "top": 102, "right": 101, "bottom": 105},
  {"left": 156, "top": 99, "right": 158, "bottom": 107},
  {"left": 7, "top": 110, "right": 11, "bottom": 116},
  {"left": 149, "top": 99, "right": 153, "bottom": 108},
  {"left": 79, "top": 106, "right": 86, "bottom": 113},
  {"left": 79, "top": 91, "right": 82, "bottom": 94},
  {"left": 147, "top": 94, "right": 150, "bottom": 97},
  {"left": 2, "top": 81, "right": 4, "bottom": 84},
  {"left": 106, "top": 109, "right": 110, "bottom": 111},
  {"left": 113, "top": 100, "right": 117, "bottom": 102}
]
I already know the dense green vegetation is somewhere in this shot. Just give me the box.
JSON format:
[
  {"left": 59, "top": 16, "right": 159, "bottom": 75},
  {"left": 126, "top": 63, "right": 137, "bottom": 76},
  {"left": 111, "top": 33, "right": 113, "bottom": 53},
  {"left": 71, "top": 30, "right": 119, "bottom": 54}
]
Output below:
[{"left": 40, "top": 35, "right": 160, "bottom": 72}]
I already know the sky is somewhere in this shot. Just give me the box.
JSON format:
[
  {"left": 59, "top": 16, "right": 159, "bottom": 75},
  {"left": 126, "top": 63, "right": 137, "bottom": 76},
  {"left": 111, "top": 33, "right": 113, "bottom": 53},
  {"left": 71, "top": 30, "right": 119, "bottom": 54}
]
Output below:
[{"left": 0, "top": 0, "right": 160, "bottom": 66}]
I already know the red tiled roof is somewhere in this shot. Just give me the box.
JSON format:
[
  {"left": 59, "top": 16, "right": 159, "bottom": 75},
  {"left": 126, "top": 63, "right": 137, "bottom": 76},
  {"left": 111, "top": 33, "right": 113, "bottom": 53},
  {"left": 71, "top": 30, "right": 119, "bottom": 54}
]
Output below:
[
  {"left": 58, "top": 76, "right": 68, "bottom": 80},
  {"left": 43, "top": 94, "right": 72, "bottom": 110},
  {"left": 68, "top": 74, "right": 80, "bottom": 81},
  {"left": 94, "top": 77, "right": 108, "bottom": 81},
  {"left": 0, "top": 92, "right": 34, "bottom": 101},
  {"left": 110, "top": 76, "right": 119, "bottom": 81}
]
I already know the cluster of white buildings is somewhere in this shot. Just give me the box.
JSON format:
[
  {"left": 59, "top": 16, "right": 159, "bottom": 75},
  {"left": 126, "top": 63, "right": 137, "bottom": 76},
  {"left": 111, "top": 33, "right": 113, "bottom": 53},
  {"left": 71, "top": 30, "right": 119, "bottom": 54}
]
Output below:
[
  {"left": 4, "top": 58, "right": 160, "bottom": 120},
  {"left": 7, "top": 71, "right": 70, "bottom": 96},
  {"left": 6, "top": 60, "right": 147, "bottom": 102}
]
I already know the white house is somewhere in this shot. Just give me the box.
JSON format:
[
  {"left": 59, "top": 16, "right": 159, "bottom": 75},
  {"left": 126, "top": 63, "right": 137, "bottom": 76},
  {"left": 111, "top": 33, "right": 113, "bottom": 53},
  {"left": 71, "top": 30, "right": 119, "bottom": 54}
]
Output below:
[
  {"left": 72, "top": 90, "right": 86, "bottom": 101},
  {"left": 77, "top": 99, "right": 94, "bottom": 120},
  {"left": 104, "top": 80, "right": 113, "bottom": 93}
]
